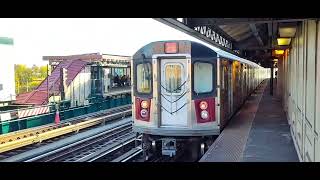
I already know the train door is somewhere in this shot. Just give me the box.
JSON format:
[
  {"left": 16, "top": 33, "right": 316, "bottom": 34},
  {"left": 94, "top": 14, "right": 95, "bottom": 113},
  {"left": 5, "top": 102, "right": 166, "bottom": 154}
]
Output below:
[
  {"left": 243, "top": 65, "right": 248, "bottom": 97},
  {"left": 232, "top": 61, "right": 239, "bottom": 112},
  {"left": 160, "top": 59, "right": 188, "bottom": 127},
  {"left": 228, "top": 61, "right": 233, "bottom": 115},
  {"left": 247, "top": 67, "right": 250, "bottom": 94},
  {"left": 240, "top": 64, "right": 245, "bottom": 103},
  {"left": 220, "top": 59, "right": 232, "bottom": 127}
]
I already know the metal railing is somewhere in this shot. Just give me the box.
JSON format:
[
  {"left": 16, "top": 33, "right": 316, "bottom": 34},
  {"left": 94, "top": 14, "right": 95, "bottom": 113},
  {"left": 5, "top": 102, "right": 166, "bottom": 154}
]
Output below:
[
  {"left": 0, "top": 104, "right": 54, "bottom": 122},
  {"left": 0, "top": 108, "right": 132, "bottom": 154}
]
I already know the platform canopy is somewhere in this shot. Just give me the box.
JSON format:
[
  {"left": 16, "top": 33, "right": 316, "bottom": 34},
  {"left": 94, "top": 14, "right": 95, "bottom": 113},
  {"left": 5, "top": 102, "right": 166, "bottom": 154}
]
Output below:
[
  {"left": 155, "top": 18, "right": 312, "bottom": 67},
  {"left": 43, "top": 53, "right": 131, "bottom": 67}
]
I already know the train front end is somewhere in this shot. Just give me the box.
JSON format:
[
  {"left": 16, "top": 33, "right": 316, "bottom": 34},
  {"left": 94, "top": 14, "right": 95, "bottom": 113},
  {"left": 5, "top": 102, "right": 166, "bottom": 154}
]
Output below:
[{"left": 132, "top": 40, "right": 219, "bottom": 157}]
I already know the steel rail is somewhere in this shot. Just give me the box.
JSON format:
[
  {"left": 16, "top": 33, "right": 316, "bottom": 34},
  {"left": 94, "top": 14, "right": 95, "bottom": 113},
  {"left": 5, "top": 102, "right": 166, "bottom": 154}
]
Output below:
[
  {"left": 0, "top": 105, "right": 131, "bottom": 144},
  {"left": 112, "top": 147, "right": 143, "bottom": 162},
  {"left": 83, "top": 132, "right": 138, "bottom": 162},
  {"left": 0, "top": 108, "right": 131, "bottom": 154},
  {"left": 25, "top": 123, "right": 133, "bottom": 162}
]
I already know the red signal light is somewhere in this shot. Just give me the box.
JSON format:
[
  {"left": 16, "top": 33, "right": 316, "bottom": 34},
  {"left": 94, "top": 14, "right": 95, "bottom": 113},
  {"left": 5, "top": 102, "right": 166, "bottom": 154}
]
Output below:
[
  {"left": 164, "top": 42, "right": 178, "bottom": 54},
  {"left": 194, "top": 98, "right": 215, "bottom": 123},
  {"left": 135, "top": 97, "right": 151, "bottom": 122},
  {"left": 199, "top": 101, "right": 208, "bottom": 110}
]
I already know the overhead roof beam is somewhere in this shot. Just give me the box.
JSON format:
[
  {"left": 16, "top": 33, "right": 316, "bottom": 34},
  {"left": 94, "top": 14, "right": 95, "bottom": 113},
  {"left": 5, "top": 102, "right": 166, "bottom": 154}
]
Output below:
[
  {"left": 272, "top": 22, "right": 278, "bottom": 47},
  {"left": 268, "top": 23, "right": 273, "bottom": 37},
  {"left": 237, "top": 45, "right": 290, "bottom": 50},
  {"left": 185, "top": 18, "right": 238, "bottom": 45},
  {"left": 278, "top": 22, "right": 298, "bottom": 28},
  {"left": 267, "top": 22, "right": 273, "bottom": 50},
  {"left": 194, "top": 18, "right": 306, "bottom": 26},
  {"left": 154, "top": 18, "right": 240, "bottom": 56},
  {"left": 249, "top": 24, "right": 264, "bottom": 46},
  {"left": 237, "top": 35, "right": 259, "bottom": 49}
]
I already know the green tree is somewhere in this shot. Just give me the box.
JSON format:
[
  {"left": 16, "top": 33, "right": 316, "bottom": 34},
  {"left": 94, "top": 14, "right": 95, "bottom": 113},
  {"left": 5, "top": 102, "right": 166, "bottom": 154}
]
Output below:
[
  {"left": 39, "top": 66, "right": 48, "bottom": 78},
  {"left": 15, "top": 64, "right": 49, "bottom": 94}
]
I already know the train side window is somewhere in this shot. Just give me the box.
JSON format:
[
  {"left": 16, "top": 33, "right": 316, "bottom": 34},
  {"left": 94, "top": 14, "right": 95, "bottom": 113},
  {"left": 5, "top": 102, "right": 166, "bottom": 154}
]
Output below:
[
  {"left": 136, "top": 63, "right": 152, "bottom": 93},
  {"left": 194, "top": 62, "right": 213, "bottom": 93}
]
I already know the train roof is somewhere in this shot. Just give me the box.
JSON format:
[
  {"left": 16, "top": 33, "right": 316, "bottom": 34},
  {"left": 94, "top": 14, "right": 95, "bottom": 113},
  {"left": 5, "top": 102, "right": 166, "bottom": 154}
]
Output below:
[
  {"left": 133, "top": 40, "right": 263, "bottom": 68},
  {"left": 204, "top": 42, "right": 262, "bottom": 68}
]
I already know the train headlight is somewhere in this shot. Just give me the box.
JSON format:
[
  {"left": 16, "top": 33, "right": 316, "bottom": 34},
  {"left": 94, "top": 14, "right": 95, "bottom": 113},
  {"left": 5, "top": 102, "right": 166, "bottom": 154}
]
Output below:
[
  {"left": 140, "top": 109, "right": 148, "bottom": 118},
  {"left": 201, "top": 110, "right": 209, "bottom": 119},
  {"left": 199, "top": 101, "right": 208, "bottom": 110},
  {"left": 141, "top": 100, "right": 149, "bottom": 109}
]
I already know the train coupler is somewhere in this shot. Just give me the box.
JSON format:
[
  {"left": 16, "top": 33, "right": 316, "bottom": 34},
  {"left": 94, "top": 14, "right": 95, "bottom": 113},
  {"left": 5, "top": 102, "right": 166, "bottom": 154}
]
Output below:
[{"left": 161, "top": 138, "right": 176, "bottom": 157}]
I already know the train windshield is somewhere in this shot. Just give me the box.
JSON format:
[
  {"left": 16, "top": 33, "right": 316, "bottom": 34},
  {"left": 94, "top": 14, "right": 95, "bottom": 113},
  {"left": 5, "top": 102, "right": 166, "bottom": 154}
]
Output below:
[
  {"left": 165, "top": 64, "right": 182, "bottom": 93},
  {"left": 194, "top": 62, "right": 213, "bottom": 93},
  {"left": 137, "top": 63, "right": 152, "bottom": 93}
]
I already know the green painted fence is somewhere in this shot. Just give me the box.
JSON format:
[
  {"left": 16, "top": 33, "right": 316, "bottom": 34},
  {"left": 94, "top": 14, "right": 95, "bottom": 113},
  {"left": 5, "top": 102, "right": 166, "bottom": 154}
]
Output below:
[{"left": 0, "top": 94, "right": 131, "bottom": 135}]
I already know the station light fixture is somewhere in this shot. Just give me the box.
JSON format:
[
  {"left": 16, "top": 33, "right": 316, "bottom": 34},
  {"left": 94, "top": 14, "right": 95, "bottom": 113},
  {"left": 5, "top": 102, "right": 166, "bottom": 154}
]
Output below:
[
  {"left": 277, "top": 38, "right": 291, "bottom": 46},
  {"left": 275, "top": 50, "right": 284, "bottom": 55},
  {"left": 279, "top": 27, "right": 297, "bottom": 38},
  {"left": 273, "top": 59, "right": 278, "bottom": 62},
  {"left": 176, "top": 18, "right": 184, "bottom": 23}
]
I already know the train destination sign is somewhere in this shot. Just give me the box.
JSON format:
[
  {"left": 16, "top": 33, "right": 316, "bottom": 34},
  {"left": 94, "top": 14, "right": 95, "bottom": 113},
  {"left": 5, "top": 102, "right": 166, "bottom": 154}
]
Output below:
[{"left": 194, "top": 26, "right": 233, "bottom": 50}]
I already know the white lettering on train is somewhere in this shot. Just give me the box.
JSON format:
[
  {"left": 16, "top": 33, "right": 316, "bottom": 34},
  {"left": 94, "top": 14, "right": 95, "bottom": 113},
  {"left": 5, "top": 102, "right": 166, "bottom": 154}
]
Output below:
[{"left": 194, "top": 26, "right": 232, "bottom": 49}]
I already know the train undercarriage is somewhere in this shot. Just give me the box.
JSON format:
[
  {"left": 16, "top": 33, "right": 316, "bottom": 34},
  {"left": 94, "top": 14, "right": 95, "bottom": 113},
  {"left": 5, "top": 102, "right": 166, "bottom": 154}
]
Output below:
[{"left": 137, "top": 133, "right": 216, "bottom": 161}]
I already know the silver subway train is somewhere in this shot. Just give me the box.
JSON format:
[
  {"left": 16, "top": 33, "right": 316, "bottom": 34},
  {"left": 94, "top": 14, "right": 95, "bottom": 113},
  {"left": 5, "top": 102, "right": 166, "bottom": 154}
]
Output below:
[{"left": 132, "top": 40, "right": 269, "bottom": 158}]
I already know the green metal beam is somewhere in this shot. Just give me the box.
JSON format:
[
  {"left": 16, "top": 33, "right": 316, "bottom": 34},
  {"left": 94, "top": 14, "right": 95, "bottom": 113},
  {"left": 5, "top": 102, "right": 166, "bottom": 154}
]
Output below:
[{"left": 0, "top": 37, "right": 14, "bottom": 45}]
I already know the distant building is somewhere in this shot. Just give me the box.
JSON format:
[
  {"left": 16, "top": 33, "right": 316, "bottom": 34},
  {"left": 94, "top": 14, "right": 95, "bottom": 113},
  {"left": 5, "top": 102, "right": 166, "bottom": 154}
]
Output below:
[
  {"left": 14, "top": 53, "right": 131, "bottom": 108},
  {"left": 0, "top": 37, "right": 15, "bottom": 107}
]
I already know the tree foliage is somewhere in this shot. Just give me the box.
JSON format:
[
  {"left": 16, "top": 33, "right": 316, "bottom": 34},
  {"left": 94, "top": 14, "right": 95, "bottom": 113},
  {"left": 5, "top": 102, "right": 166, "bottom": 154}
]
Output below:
[{"left": 15, "top": 64, "right": 49, "bottom": 94}]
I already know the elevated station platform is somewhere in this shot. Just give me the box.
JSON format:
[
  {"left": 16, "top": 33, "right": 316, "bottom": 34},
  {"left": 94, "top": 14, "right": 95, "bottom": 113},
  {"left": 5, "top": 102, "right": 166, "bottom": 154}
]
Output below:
[
  {"left": 104, "top": 86, "right": 131, "bottom": 97},
  {"left": 200, "top": 80, "right": 299, "bottom": 162}
]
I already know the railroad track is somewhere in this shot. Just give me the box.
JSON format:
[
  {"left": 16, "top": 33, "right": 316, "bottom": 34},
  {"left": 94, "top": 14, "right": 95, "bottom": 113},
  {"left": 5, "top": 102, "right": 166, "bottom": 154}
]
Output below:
[
  {"left": 110, "top": 147, "right": 143, "bottom": 162},
  {"left": 116, "top": 150, "right": 177, "bottom": 162},
  {"left": 0, "top": 105, "right": 213, "bottom": 163},
  {"left": 89, "top": 133, "right": 142, "bottom": 162},
  {"left": 0, "top": 105, "right": 132, "bottom": 160},
  {"left": 26, "top": 122, "right": 136, "bottom": 162},
  {"left": 1, "top": 118, "right": 134, "bottom": 162},
  {"left": 0, "top": 105, "right": 131, "bottom": 145},
  {"left": 110, "top": 140, "right": 186, "bottom": 162}
]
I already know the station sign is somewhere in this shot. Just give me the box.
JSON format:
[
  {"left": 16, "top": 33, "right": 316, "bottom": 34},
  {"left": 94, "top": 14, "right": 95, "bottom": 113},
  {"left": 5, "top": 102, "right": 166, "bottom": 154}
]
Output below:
[
  {"left": 102, "top": 54, "right": 131, "bottom": 67},
  {"left": 194, "top": 26, "right": 232, "bottom": 50}
]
